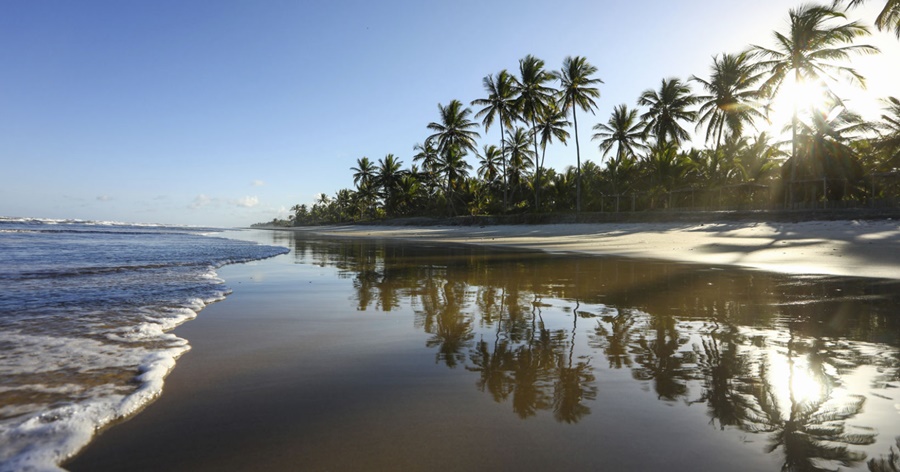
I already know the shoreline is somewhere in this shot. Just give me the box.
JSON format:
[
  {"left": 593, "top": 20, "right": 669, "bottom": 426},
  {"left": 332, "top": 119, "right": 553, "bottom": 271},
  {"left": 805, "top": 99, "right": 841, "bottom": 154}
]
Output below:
[
  {"left": 282, "top": 219, "right": 900, "bottom": 280},
  {"left": 63, "top": 225, "right": 900, "bottom": 471}
]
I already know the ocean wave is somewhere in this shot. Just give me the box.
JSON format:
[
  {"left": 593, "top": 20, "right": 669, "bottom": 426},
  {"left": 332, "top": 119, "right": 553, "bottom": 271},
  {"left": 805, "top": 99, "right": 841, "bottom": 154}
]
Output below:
[{"left": 0, "top": 221, "right": 289, "bottom": 471}]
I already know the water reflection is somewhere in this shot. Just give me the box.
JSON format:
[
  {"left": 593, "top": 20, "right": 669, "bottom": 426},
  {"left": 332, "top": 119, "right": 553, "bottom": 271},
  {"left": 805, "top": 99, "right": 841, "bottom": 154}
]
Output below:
[{"left": 269, "top": 231, "right": 900, "bottom": 469}]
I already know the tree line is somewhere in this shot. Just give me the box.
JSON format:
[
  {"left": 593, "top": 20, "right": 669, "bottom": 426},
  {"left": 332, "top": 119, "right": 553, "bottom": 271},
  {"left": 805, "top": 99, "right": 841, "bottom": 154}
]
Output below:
[{"left": 268, "top": 1, "right": 900, "bottom": 227}]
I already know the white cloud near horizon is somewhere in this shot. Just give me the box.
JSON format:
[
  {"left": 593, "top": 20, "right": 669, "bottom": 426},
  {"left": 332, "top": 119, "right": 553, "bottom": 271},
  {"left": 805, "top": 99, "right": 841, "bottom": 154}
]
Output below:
[
  {"left": 234, "top": 196, "right": 259, "bottom": 208},
  {"left": 189, "top": 194, "right": 212, "bottom": 209}
]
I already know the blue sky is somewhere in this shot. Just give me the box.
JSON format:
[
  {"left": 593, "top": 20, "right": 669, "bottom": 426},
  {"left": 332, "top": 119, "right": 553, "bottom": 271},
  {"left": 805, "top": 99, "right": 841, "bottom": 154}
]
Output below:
[{"left": 1, "top": 0, "right": 897, "bottom": 227}]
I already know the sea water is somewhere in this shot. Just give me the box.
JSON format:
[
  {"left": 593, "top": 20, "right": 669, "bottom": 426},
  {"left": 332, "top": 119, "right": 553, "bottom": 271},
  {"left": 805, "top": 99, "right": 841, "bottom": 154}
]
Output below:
[{"left": 0, "top": 217, "right": 288, "bottom": 471}]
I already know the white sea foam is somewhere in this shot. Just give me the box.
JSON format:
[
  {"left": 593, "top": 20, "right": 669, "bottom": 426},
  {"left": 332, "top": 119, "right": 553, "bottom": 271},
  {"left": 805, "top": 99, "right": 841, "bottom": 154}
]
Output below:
[
  {"left": 0, "top": 288, "right": 216, "bottom": 470},
  {"left": 0, "top": 219, "right": 289, "bottom": 470},
  {"left": 0, "top": 216, "right": 172, "bottom": 227},
  {"left": 0, "top": 326, "right": 194, "bottom": 471}
]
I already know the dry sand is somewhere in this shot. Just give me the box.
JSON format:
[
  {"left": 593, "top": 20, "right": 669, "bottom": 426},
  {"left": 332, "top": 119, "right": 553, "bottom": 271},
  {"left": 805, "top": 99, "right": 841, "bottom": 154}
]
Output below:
[{"left": 292, "top": 220, "right": 900, "bottom": 280}]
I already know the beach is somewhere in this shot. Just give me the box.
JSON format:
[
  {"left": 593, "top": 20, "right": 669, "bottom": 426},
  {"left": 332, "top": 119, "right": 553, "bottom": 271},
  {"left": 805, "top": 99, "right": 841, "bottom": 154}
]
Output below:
[
  {"left": 289, "top": 219, "right": 900, "bottom": 280},
  {"left": 65, "top": 221, "right": 900, "bottom": 471}
]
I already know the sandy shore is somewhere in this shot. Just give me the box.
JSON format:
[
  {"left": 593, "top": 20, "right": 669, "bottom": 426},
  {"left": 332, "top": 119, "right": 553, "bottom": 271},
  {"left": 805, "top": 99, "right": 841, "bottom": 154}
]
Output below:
[
  {"left": 290, "top": 220, "right": 900, "bottom": 280},
  {"left": 63, "top": 223, "right": 900, "bottom": 471}
]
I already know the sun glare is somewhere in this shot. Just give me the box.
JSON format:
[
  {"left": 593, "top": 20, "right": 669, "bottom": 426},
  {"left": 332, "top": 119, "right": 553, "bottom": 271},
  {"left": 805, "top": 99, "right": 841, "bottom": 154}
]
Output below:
[
  {"left": 767, "top": 348, "right": 828, "bottom": 412},
  {"left": 763, "top": 78, "right": 833, "bottom": 139}
]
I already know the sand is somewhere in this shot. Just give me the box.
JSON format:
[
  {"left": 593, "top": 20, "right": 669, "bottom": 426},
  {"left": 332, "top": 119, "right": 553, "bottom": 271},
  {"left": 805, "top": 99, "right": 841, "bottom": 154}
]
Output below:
[
  {"left": 290, "top": 220, "right": 900, "bottom": 280},
  {"left": 64, "top": 220, "right": 900, "bottom": 471}
]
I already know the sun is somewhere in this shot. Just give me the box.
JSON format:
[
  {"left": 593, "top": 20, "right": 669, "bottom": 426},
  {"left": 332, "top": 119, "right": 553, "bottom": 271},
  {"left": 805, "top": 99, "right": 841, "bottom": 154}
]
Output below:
[{"left": 762, "top": 77, "right": 833, "bottom": 139}]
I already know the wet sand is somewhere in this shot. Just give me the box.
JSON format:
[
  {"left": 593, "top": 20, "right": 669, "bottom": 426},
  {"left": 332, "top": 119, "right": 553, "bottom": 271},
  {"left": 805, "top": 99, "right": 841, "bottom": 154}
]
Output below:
[
  {"left": 64, "top": 221, "right": 900, "bottom": 471},
  {"left": 292, "top": 220, "right": 900, "bottom": 279}
]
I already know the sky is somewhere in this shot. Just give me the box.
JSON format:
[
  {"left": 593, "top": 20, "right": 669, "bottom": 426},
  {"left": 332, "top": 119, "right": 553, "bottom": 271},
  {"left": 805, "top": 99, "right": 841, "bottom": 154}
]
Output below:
[{"left": 1, "top": 0, "right": 898, "bottom": 227}]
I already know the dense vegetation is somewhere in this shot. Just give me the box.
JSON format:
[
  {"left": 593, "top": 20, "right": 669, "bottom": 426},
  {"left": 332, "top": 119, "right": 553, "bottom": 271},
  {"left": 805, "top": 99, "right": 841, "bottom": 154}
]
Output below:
[{"left": 266, "top": 1, "right": 900, "bottom": 227}]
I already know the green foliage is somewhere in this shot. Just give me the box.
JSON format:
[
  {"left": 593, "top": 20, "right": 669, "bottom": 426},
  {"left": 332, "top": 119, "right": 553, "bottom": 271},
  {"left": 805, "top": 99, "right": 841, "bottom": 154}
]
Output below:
[{"left": 262, "top": 10, "right": 897, "bottom": 226}]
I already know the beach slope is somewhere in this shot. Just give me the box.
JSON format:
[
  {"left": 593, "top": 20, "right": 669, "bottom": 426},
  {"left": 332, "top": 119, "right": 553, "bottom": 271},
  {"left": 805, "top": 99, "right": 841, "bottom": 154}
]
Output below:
[{"left": 290, "top": 220, "right": 900, "bottom": 280}]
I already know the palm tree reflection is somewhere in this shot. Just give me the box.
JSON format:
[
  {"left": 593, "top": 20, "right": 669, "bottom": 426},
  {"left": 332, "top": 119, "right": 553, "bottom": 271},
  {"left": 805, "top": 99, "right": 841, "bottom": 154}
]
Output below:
[
  {"left": 284, "top": 232, "right": 900, "bottom": 449},
  {"left": 739, "top": 330, "right": 875, "bottom": 471},
  {"left": 591, "top": 310, "right": 637, "bottom": 369},
  {"left": 631, "top": 314, "right": 694, "bottom": 401},
  {"left": 868, "top": 438, "right": 900, "bottom": 472},
  {"left": 420, "top": 281, "right": 474, "bottom": 368}
]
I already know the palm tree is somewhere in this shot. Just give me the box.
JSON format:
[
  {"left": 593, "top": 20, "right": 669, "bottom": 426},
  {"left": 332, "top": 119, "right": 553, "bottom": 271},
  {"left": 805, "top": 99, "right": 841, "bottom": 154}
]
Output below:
[
  {"left": 395, "top": 173, "right": 422, "bottom": 216},
  {"left": 513, "top": 55, "right": 558, "bottom": 210},
  {"left": 478, "top": 144, "right": 504, "bottom": 187},
  {"left": 558, "top": 56, "right": 603, "bottom": 212},
  {"left": 412, "top": 141, "right": 441, "bottom": 199},
  {"left": 472, "top": 70, "right": 518, "bottom": 210},
  {"left": 505, "top": 127, "right": 537, "bottom": 204},
  {"left": 787, "top": 105, "right": 870, "bottom": 203},
  {"left": 734, "top": 132, "right": 784, "bottom": 183},
  {"left": 874, "top": 96, "right": 900, "bottom": 169},
  {"left": 752, "top": 3, "right": 878, "bottom": 206},
  {"left": 377, "top": 154, "right": 404, "bottom": 216},
  {"left": 426, "top": 99, "right": 480, "bottom": 214},
  {"left": 592, "top": 104, "right": 648, "bottom": 168},
  {"left": 642, "top": 142, "right": 696, "bottom": 207},
  {"left": 593, "top": 105, "right": 647, "bottom": 198},
  {"left": 350, "top": 156, "right": 376, "bottom": 190},
  {"left": 638, "top": 78, "right": 698, "bottom": 147},
  {"left": 535, "top": 105, "right": 571, "bottom": 205},
  {"left": 844, "top": 0, "right": 900, "bottom": 38},
  {"left": 690, "top": 52, "right": 765, "bottom": 150},
  {"left": 426, "top": 99, "right": 481, "bottom": 159},
  {"left": 435, "top": 148, "right": 473, "bottom": 215}
]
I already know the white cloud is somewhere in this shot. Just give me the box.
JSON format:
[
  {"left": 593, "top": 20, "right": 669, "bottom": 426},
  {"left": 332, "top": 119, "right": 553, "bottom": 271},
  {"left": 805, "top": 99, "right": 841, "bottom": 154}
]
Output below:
[
  {"left": 234, "top": 196, "right": 259, "bottom": 208},
  {"left": 96, "top": 195, "right": 112, "bottom": 202},
  {"left": 251, "top": 180, "right": 265, "bottom": 187},
  {"left": 189, "top": 194, "right": 212, "bottom": 209}
]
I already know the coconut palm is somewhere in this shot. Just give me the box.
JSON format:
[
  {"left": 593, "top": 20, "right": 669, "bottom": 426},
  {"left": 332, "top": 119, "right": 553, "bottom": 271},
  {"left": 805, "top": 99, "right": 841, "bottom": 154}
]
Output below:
[
  {"left": 637, "top": 78, "right": 699, "bottom": 147},
  {"left": 690, "top": 52, "right": 765, "bottom": 150},
  {"left": 513, "top": 55, "right": 558, "bottom": 210},
  {"left": 435, "top": 148, "right": 473, "bottom": 215},
  {"left": 412, "top": 141, "right": 441, "bottom": 198},
  {"left": 377, "top": 154, "right": 404, "bottom": 216},
  {"left": 425, "top": 99, "right": 481, "bottom": 159},
  {"left": 844, "top": 0, "right": 900, "bottom": 38},
  {"left": 425, "top": 100, "right": 480, "bottom": 214},
  {"left": 505, "top": 126, "right": 537, "bottom": 203},
  {"left": 477, "top": 144, "right": 504, "bottom": 187},
  {"left": 592, "top": 104, "right": 649, "bottom": 168},
  {"left": 472, "top": 70, "right": 519, "bottom": 210},
  {"left": 752, "top": 3, "right": 878, "bottom": 206},
  {"left": 351, "top": 156, "right": 376, "bottom": 190},
  {"left": 786, "top": 105, "right": 870, "bottom": 203},
  {"left": 642, "top": 142, "right": 696, "bottom": 207},
  {"left": 734, "top": 132, "right": 785, "bottom": 183},
  {"left": 874, "top": 96, "right": 900, "bottom": 169},
  {"left": 395, "top": 173, "right": 422, "bottom": 216},
  {"left": 558, "top": 56, "right": 603, "bottom": 212},
  {"left": 535, "top": 105, "right": 571, "bottom": 204}
]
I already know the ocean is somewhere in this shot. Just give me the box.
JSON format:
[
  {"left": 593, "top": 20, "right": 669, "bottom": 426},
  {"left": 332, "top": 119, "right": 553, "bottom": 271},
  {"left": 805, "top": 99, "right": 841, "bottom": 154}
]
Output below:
[{"left": 0, "top": 217, "right": 288, "bottom": 471}]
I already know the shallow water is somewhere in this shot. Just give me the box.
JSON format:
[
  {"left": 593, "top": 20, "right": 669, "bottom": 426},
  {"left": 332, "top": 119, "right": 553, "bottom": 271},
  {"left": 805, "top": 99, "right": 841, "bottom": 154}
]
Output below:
[
  {"left": 68, "top": 228, "right": 900, "bottom": 471},
  {"left": 269, "top": 230, "right": 900, "bottom": 471},
  {"left": 0, "top": 219, "right": 288, "bottom": 471}
]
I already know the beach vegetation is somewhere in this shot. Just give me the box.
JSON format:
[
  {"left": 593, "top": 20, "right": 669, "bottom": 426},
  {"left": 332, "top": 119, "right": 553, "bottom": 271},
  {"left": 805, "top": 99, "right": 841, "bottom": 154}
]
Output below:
[
  {"left": 558, "top": 56, "right": 603, "bottom": 212},
  {"left": 267, "top": 2, "right": 900, "bottom": 227}
]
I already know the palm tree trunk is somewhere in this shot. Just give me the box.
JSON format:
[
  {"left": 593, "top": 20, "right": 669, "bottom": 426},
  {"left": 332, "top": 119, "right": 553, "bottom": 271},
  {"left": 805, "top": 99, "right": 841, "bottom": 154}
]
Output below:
[
  {"left": 715, "top": 117, "right": 725, "bottom": 154},
  {"left": 531, "top": 116, "right": 541, "bottom": 210},
  {"left": 789, "top": 68, "right": 800, "bottom": 209},
  {"left": 500, "top": 117, "right": 508, "bottom": 213},
  {"left": 573, "top": 106, "right": 582, "bottom": 214}
]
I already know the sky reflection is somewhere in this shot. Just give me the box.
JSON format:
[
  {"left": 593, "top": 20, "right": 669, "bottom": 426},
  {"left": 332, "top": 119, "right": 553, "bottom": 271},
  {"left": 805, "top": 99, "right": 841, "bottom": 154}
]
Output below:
[{"left": 270, "top": 231, "right": 900, "bottom": 470}]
